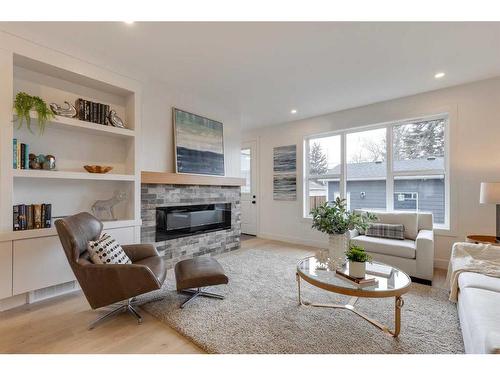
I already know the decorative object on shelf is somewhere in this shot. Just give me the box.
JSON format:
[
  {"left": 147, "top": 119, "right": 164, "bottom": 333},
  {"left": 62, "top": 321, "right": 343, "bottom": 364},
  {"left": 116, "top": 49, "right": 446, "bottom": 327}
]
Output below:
[
  {"left": 273, "top": 144, "right": 297, "bottom": 201},
  {"left": 75, "top": 98, "right": 110, "bottom": 125},
  {"left": 83, "top": 165, "right": 113, "bottom": 174},
  {"left": 173, "top": 107, "right": 224, "bottom": 176},
  {"left": 310, "top": 197, "right": 376, "bottom": 269},
  {"left": 49, "top": 101, "right": 77, "bottom": 118},
  {"left": 28, "top": 154, "right": 56, "bottom": 170},
  {"left": 345, "top": 244, "right": 372, "bottom": 278},
  {"left": 91, "top": 190, "right": 127, "bottom": 221},
  {"left": 13, "top": 92, "right": 54, "bottom": 134},
  {"left": 108, "top": 110, "right": 125, "bottom": 128}
]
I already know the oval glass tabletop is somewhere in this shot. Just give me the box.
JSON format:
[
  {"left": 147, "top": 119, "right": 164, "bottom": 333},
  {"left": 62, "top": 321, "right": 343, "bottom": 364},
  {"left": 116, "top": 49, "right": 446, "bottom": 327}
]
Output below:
[{"left": 297, "top": 252, "right": 411, "bottom": 297}]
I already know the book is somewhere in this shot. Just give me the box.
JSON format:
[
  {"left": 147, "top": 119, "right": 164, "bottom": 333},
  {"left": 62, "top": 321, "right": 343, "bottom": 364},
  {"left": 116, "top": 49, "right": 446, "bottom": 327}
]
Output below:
[
  {"left": 20, "top": 143, "right": 25, "bottom": 169},
  {"left": 13, "top": 205, "right": 20, "bottom": 231},
  {"left": 43, "top": 203, "right": 52, "bottom": 228},
  {"left": 13, "top": 138, "right": 17, "bottom": 169},
  {"left": 76, "top": 98, "right": 84, "bottom": 121},
  {"left": 17, "top": 142, "right": 21, "bottom": 170},
  {"left": 33, "top": 204, "right": 42, "bottom": 229},
  {"left": 366, "top": 263, "right": 393, "bottom": 278},
  {"left": 85, "top": 100, "right": 91, "bottom": 122},
  {"left": 18, "top": 204, "right": 27, "bottom": 230},
  {"left": 27, "top": 205, "right": 34, "bottom": 230},
  {"left": 335, "top": 269, "right": 378, "bottom": 287},
  {"left": 104, "top": 104, "right": 110, "bottom": 125},
  {"left": 24, "top": 143, "right": 29, "bottom": 170},
  {"left": 92, "top": 102, "right": 98, "bottom": 123},
  {"left": 41, "top": 204, "right": 45, "bottom": 229}
]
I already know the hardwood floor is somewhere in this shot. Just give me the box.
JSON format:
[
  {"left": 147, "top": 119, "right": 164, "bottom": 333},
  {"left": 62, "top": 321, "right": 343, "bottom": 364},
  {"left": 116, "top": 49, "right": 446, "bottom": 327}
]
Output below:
[{"left": 0, "top": 237, "right": 448, "bottom": 354}]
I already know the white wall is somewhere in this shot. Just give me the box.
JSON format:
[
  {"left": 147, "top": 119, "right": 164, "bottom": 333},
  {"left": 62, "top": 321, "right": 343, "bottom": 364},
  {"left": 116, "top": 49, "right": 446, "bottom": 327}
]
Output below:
[
  {"left": 243, "top": 77, "right": 500, "bottom": 267},
  {"left": 141, "top": 79, "right": 241, "bottom": 176}
]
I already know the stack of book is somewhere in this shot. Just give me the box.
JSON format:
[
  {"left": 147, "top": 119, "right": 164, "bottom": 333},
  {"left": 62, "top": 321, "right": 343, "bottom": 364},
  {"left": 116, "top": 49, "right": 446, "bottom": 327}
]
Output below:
[
  {"left": 75, "top": 98, "right": 110, "bottom": 125},
  {"left": 335, "top": 268, "right": 378, "bottom": 288},
  {"left": 13, "top": 204, "right": 52, "bottom": 231},
  {"left": 12, "top": 139, "right": 29, "bottom": 169}
]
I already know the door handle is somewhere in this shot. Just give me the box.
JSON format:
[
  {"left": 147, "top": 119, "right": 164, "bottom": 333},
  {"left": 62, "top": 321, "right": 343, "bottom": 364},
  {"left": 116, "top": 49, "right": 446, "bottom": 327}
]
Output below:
[
  {"left": 252, "top": 200, "right": 256, "bottom": 204},
  {"left": 253, "top": 195, "right": 256, "bottom": 198}
]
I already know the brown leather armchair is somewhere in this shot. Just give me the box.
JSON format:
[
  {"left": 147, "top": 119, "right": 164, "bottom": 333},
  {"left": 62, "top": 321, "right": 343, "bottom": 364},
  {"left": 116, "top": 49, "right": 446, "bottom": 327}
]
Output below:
[{"left": 55, "top": 212, "right": 166, "bottom": 329}]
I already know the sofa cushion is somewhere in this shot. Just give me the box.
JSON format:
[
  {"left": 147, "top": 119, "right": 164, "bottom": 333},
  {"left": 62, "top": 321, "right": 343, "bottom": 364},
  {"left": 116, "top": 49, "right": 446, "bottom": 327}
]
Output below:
[
  {"left": 366, "top": 223, "right": 405, "bottom": 240},
  {"left": 350, "top": 235, "right": 416, "bottom": 259},
  {"left": 458, "top": 287, "right": 500, "bottom": 354},
  {"left": 355, "top": 210, "right": 418, "bottom": 240},
  {"left": 459, "top": 272, "right": 500, "bottom": 293}
]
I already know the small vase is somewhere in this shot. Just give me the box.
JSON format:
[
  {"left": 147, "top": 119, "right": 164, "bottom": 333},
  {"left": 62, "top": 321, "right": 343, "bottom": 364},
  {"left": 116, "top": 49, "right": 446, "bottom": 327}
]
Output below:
[
  {"left": 328, "top": 232, "right": 349, "bottom": 269},
  {"left": 349, "top": 260, "right": 366, "bottom": 278}
]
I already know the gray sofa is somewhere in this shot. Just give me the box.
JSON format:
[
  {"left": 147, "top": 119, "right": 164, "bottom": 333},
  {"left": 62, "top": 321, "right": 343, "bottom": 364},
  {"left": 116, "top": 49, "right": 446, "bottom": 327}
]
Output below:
[{"left": 350, "top": 210, "right": 434, "bottom": 283}]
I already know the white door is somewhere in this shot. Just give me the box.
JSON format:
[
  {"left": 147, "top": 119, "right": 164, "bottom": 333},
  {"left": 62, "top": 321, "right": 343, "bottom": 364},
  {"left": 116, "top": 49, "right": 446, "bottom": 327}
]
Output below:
[{"left": 241, "top": 141, "right": 258, "bottom": 235}]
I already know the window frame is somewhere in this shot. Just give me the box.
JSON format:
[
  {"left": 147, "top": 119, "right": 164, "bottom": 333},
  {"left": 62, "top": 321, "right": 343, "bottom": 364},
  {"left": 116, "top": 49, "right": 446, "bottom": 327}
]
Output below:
[{"left": 303, "top": 113, "right": 450, "bottom": 230}]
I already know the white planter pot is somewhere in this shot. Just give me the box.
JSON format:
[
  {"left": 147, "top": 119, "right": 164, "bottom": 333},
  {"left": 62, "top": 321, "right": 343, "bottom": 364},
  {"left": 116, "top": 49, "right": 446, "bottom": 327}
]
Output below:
[
  {"left": 328, "top": 232, "right": 349, "bottom": 269},
  {"left": 349, "top": 260, "right": 366, "bottom": 278}
]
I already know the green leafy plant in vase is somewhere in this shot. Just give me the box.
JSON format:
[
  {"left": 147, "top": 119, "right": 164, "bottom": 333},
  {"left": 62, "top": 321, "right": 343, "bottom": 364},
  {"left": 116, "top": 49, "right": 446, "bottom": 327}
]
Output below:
[
  {"left": 14, "top": 92, "right": 54, "bottom": 135},
  {"left": 345, "top": 244, "right": 372, "bottom": 278},
  {"left": 310, "top": 197, "right": 376, "bottom": 268}
]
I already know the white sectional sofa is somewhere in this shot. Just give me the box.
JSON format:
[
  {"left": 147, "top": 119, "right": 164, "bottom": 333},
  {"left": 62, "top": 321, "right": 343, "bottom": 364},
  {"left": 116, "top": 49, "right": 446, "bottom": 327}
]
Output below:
[
  {"left": 457, "top": 267, "right": 500, "bottom": 353},
  {"left": 350, "top": 210, "right": 434, "bottom": 283}
]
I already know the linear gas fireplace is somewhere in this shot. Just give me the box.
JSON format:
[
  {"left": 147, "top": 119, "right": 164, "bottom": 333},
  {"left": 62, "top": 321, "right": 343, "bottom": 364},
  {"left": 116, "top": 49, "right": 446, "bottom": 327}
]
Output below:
[{"left": 156, "top": 203, "right": 232, "bottom": 241}]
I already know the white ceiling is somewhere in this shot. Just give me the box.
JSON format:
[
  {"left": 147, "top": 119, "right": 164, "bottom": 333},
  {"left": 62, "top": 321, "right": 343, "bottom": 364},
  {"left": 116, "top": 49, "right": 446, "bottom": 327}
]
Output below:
[{"left": 2, "top": 22, "right": 500, "bottom": 129}]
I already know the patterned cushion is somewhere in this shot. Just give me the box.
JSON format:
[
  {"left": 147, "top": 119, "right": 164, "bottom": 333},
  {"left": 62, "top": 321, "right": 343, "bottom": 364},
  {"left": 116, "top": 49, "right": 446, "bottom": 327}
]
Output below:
[
  {"left": 366, "top": 223, "right": 405, "bottom": 240},
  {"left": 87, "top": 232, "right": 131, "bottom": 265}
]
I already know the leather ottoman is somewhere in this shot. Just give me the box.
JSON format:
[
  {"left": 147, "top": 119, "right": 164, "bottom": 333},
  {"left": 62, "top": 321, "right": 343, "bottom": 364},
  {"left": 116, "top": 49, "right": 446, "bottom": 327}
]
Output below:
[{"left": 174, "top": 257, "right": 229, "bottom": 308}]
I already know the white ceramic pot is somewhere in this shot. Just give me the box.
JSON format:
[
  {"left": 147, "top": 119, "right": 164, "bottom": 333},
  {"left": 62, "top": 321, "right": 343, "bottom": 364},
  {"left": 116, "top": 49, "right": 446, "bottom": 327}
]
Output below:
[{"left": 349, "top": 260, "right": 366, "bottom": 278}]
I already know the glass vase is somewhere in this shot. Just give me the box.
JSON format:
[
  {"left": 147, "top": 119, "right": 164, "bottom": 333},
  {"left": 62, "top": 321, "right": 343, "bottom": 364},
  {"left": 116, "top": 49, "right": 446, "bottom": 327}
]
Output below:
[{"left": 328, "top": 232, "right": 349, "bottom": 269}]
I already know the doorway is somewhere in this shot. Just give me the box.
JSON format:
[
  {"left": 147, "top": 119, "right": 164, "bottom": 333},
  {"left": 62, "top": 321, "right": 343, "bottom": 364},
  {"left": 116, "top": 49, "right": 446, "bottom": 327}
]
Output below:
[{"left": 240, "top": 140, "right": 258, "bottom": 235}]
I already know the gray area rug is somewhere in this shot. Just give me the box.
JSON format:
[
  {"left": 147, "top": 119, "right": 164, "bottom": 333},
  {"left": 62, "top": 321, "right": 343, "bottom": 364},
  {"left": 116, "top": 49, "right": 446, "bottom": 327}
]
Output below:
[{"left": 142, "top": 243, "right": 464, "bottom": 354}]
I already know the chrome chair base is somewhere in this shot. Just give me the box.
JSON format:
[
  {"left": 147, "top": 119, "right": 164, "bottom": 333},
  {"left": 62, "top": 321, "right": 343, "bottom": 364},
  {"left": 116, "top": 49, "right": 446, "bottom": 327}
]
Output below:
[
  {"left": 88, "top": 295, "right": 165, "bottom": 330},
  {"left": 179, "top": 288, "right": 224, "bottom": 308}
]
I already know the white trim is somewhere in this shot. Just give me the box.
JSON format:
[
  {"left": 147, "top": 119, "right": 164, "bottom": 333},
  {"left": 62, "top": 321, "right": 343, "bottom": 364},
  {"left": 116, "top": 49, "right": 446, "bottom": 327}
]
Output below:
[{"left": 434, "top": 258, "right": 449, "bottom": 270}]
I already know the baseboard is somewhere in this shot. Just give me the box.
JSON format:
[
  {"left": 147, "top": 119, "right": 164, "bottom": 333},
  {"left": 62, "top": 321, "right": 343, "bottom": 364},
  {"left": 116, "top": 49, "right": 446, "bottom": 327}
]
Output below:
[
  {"left": 434, "top": 258, "right": 449, "bottom": 270},
  {"left": 257, "top": 232, "right": 327, "bottom": 249},
  {"left": 0, "top": 293, "right": 28, "bottom": 312}
]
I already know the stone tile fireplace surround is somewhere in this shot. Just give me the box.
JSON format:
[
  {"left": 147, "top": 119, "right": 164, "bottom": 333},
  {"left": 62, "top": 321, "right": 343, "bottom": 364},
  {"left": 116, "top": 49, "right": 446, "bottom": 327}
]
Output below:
[{"left": 141, "top": 183, "right": 241, "bottom": 268}]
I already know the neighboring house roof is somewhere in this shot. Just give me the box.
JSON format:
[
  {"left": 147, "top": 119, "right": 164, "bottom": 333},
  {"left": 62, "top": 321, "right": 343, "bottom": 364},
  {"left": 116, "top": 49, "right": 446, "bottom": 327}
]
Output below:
[{"left": 310, "top": 157, "right": 444, "bottom": 180}]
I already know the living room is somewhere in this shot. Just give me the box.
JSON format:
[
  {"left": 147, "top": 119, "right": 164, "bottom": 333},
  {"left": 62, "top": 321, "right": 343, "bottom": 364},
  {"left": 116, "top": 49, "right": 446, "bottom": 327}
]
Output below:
[{"left": 1, "top": 1, "right": 499, "bottom": 373}]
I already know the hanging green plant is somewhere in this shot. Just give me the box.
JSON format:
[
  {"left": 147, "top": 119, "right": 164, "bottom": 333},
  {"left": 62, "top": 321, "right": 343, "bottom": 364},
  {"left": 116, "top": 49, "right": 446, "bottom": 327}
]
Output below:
[{"left": 13, "top": 92, "right": 54, "bottom": 135}]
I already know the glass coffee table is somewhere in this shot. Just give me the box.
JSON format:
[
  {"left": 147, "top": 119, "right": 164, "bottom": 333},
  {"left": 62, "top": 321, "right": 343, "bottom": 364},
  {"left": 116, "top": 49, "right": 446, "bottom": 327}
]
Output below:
[{"left": 296, "top": 253, "right": 411, "bottom": 337}]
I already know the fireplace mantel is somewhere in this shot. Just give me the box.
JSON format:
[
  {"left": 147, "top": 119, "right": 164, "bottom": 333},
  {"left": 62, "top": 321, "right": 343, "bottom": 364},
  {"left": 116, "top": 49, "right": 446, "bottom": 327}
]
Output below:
[{"left": 141, "top": 171, "right": 246, "bottom": 187}]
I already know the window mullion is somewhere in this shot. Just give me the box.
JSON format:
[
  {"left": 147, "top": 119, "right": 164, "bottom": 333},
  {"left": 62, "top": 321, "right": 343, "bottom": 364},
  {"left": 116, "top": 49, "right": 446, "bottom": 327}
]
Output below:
[
  {"left": 386, "top": 126, "right": 394, "bottom": 211},
  {"left": 340, "top": 132, "right": 346, "bottom": 201}
]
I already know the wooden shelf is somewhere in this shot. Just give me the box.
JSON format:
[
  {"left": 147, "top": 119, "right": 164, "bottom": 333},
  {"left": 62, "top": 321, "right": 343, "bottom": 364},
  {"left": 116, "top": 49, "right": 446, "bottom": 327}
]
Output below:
[
  {"left": 13, "top": 169, "right": 135, "bottom": 181},
  {"left": 14, "top": 111, "right": 135, "bottom": 138},
  {"left": 141, "top": 171, "right": 246, "bottom": 186},
  {"left": 0, "top": 219, "right": 141, "bottom": 242}
]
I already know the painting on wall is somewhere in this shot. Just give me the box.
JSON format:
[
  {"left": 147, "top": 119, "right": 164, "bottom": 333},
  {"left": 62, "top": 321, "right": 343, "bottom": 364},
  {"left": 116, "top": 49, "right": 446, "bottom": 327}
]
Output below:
[
  {"left": 173, "top": 108, "right": 225, "bottom": 176},
  {"left": 273, "top": 145, "right": 297, "bottom": 200}
]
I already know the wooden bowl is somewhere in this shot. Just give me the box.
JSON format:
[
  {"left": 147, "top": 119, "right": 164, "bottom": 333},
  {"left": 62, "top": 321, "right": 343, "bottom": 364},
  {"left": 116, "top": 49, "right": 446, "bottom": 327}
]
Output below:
[{"left": 84, "top": 165, "right": 113, "bottom": 174}]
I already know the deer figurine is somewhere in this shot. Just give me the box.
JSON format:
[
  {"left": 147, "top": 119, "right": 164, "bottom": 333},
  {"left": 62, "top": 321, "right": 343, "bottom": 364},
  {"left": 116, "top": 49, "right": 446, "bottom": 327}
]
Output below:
[{"left": 91, "top": 191, "right": 127, "bottom": 221}]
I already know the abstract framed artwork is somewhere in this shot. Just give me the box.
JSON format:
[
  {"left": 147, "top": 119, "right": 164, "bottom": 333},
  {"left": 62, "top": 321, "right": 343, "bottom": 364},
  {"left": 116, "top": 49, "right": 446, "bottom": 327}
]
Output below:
[
  {"left": 273, "top": 145, "right": 297, "bottom": 200},
  {"left": 173, "top": 108, "right": 225, "bottom": 176}
]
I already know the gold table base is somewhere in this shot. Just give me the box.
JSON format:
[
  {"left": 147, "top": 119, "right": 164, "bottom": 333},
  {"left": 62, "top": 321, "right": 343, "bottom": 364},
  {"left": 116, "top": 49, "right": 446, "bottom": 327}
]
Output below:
[{"left": 296, "top": 273, "right": 404, "bottom": 337}]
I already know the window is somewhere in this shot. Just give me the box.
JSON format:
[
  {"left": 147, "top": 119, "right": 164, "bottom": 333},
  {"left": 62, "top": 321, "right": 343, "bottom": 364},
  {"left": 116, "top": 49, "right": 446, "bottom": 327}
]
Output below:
[
  {"left": 304, "top": 115, "right": 449, "bottom": 228},
  {"left": 240, "top": 148, "right": 251, "bottom": 194}
]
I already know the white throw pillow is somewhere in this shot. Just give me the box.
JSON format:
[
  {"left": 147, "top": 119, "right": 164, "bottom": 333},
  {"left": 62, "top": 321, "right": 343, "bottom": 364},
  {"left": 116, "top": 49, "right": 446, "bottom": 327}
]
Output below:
[{"left": 87, "top": 232, "right": 131, "bottom": 265}]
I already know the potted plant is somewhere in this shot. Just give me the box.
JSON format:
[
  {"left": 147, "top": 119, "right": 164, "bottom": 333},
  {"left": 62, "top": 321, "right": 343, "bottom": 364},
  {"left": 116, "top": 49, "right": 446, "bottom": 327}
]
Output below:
[
  {"left": 310, "top": 197, "right": 376, "bottom": 268},
  {"left": 13, "top": 92, "right": 54, "bottom": 135},
  {"left": 345, "top": 244, "right": 372, "bottom": 278}
]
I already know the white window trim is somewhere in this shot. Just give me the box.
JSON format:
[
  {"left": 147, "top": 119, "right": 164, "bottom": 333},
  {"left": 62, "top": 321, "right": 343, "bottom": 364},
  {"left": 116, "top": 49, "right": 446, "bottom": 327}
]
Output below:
[{"left": 303, "top": 113, "right": 450, "bottom": 230}]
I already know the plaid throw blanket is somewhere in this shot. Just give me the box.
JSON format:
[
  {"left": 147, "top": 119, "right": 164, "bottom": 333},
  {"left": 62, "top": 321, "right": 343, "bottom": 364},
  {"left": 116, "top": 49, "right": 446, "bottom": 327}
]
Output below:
[{"left": 366, "top": 223, "right": 405, "bottom": 240}]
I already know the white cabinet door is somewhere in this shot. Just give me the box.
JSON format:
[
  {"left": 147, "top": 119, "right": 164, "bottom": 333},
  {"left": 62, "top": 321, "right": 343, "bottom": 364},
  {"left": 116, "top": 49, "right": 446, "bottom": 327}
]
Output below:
[
  {"left": 0, "top": 241, "right": 12, "bottom": 299},
  {"left": 13, "top": 236, "right": 75, "bottom": 295}
]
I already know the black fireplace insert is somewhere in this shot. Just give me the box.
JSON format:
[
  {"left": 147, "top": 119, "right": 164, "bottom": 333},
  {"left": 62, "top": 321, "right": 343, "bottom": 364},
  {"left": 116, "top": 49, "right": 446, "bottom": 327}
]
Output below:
[{"left": 156, "top": 203, "right": 231, "bottom": 241}]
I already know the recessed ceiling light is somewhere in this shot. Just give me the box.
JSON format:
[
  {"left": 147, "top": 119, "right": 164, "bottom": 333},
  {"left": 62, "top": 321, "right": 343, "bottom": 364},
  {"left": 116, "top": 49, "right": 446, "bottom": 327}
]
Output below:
[
  {"left": 124, "top": 21, "right": 135, "bottom": 25},
  {"left": 291, "top": 109, "right": 297, "bottom": 114},
  {"left": 434, "top": 72, "right": 445, "bottom": 79}
]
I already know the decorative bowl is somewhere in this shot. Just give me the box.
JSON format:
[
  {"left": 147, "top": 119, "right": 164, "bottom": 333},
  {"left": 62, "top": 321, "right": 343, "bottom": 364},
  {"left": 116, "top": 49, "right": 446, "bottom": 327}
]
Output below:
[{"left": 84, "top": 165, "right": 113, "bottom": 174}]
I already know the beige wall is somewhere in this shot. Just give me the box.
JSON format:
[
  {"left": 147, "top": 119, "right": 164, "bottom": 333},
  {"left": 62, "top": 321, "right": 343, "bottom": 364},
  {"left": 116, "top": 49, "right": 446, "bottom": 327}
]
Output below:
[{"left": 243, "top": 77, "right": 500, "bottom": 267}]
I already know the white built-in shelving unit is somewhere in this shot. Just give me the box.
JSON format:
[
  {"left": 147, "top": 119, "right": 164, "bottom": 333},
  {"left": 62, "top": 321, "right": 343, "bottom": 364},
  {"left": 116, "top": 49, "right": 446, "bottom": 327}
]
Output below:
[{"left": 0, "top": 39, "right": 142, "bottom": 310}]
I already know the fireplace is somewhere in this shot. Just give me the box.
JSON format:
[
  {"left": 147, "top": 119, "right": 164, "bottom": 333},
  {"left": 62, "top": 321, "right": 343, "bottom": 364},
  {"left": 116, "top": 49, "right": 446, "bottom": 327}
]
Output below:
[{"left": 155, "top": 203, "right": 232, "bottom": 241}]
